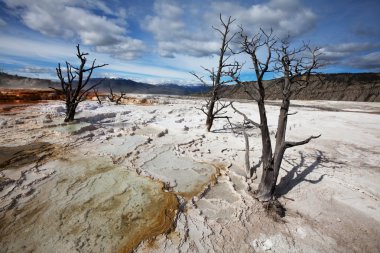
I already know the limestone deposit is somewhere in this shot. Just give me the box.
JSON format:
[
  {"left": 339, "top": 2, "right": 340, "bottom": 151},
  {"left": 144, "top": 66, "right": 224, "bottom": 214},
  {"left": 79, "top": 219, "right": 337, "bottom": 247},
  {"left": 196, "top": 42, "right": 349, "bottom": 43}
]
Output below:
[{"left": 0, "top": 97, "right": 379, "bottom": 252}]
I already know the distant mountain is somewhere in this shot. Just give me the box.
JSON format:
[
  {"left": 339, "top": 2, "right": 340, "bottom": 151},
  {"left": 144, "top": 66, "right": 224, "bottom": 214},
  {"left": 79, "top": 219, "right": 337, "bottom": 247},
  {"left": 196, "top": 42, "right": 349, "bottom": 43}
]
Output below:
[
  {"left": 92, "top": 78, "right": 209, "bottom": 95},
  {"left": 1, "top": 72, "right": 379, "bottom": 101},
  {"left": 0, "top": 72, "right": 56, "bottom": 89},
  {"left": 0, "top": 72, "right": 209, "bottom": 96}
]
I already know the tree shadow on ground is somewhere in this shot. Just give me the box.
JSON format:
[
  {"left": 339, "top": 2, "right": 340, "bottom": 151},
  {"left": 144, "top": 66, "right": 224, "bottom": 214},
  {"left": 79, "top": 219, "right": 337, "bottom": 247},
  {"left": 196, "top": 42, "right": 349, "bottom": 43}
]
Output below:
[
  {"left": 212, "top": 122, "right": 240, "bottom": 134},
  {"left": 212, "top": 121, "right": 257, "bottom": 134},
  {"left": 275, "top": 150, "right": 329, "bottom": 198}
]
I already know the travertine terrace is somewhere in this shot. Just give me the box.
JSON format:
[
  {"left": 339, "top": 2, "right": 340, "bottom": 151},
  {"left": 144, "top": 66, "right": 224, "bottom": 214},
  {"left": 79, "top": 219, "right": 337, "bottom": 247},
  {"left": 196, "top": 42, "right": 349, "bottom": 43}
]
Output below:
[{"left": 0, "top": 97, "right": 379, "bottom": 252}]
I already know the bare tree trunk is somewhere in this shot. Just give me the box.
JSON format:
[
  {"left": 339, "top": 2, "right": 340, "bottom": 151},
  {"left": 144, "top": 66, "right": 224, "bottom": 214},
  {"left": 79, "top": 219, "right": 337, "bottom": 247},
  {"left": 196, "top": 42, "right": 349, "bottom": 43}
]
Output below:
[
  {"left": 206, "top": 99, "right": 216, "bottom": 131},
  {"left": 243, "top": 126, "right": 252, "bottom": 178},
  {"left": 256, "top": 97, "right": 290, "bottom": 200},
  {"left": 256, "top": 100, "right": 275, "bottom": 201},
  {"left": 107, "top": 84, "right": 115, "bottom": 102},
  {"left": 65, "top": 102, "right": 77, "bottom": 122},
  {"left": 93, "top": 88, "right": 102, "bottom": 105}
]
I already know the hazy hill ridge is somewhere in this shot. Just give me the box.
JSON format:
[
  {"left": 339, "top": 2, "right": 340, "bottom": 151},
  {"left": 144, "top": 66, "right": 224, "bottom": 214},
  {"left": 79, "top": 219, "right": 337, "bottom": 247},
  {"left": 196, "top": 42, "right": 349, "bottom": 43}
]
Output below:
[
  {"left": 0, "top": 72, "right": 379, "bottom": 101},
  {"left": 0, "top": 72, "right": 208, "bottom": 96},
  {"left": 224, "top": 73, "right": 380, "bottom": 102}
]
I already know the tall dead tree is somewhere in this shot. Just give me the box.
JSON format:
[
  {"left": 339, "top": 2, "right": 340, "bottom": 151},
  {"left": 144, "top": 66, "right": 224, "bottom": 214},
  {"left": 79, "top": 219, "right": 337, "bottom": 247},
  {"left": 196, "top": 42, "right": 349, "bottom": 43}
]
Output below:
[
  {"left": 191, "top": 14, "right": 240, "bottom": 132},
  {"left": 53, "top": 44, "right": 108, "bottom": 122},
  {"left": 231, "top": 29, "right": 321, "bottom": 201}
]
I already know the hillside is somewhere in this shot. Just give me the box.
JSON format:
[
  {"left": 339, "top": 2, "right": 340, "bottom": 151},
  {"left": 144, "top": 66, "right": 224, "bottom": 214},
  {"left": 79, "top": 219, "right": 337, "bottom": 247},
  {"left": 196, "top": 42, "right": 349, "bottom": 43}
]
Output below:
[
  {"left": 1, "top": 72, "right": 380, "bottom": 102},
  {"left": 94, "top": 78, "right": 208, "bottom": 95},
  {"left": 224, "top": 73, "right": 380, "bottom": 102},
  {"left": 0, "top": 72, "right": 208, "bottom": 96},
  {"left": 0, "top": 72, "right": 56, "bottom": 89}
]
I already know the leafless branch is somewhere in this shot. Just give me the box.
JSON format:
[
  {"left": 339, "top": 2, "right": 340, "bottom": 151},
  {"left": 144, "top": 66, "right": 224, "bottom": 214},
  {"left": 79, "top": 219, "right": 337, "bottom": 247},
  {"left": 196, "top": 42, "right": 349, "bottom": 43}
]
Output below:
[
  {"left": 53, "top": 44, "right": 107, "bottom": 122},
  {"left": 231, "top": 103, "right": 261, "bottom": 128},
  {"left": 285, "top": 134, "right": 321, "bottom": 149}
]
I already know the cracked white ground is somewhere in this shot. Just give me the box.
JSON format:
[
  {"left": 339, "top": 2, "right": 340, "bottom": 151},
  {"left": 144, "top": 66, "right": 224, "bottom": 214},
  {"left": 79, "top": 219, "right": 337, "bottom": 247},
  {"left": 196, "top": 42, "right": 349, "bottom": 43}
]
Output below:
[{"left": 0, "top": 96, "right": 379, "bottom": 253}]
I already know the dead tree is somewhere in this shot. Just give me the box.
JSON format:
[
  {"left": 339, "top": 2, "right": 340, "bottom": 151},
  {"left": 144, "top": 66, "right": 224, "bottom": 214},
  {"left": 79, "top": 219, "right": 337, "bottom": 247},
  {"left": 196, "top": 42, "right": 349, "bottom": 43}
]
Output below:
[
  {"left": 107, "top": 84, "right": 115, "bottom": 102},
  {"left": 191, "top": 14, "right": 240, "bottom": 132},
  {"left": 257, "top": 39, "right": 321, "bottom": 201},
  {"left": 107, "top": 84, "right": 126, "bottom": 105},
  {"left": 93, "top": 88, "right": 102, "bottom": 105},
  {"left": 52, "top": 44, "right": 107, "bottom": 122},
  {"left": 231, "top": 29, "right": 321, "bottom": 201},
  {"left": 115, "top": 93, "right": 126, "bottom": 105}
]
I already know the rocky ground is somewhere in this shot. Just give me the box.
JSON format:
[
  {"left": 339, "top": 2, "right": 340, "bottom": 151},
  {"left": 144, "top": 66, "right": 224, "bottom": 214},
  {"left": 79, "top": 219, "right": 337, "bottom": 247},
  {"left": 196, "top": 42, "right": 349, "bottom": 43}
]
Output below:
[{"left": 0, "top": 96, "right": 379, "bottom": 253}]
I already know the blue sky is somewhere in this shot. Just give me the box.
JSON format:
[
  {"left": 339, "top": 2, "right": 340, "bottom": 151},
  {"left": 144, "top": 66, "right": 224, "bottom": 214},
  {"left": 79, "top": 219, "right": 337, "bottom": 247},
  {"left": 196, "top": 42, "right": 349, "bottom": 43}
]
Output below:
[{"left": 0, "top": 0, "right": 379, "bottom": 84}]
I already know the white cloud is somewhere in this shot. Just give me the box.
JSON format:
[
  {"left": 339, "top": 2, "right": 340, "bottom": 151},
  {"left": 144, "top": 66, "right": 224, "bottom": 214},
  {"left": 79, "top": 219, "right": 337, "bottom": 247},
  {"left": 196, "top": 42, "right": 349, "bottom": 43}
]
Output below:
[
  {"left": 346, "top": 51, "right": 380, "bottom": 71},
  {"left": 19, "top": 66, "right": 53, "bottom": 73},
  {"left": 0, "top": 35, "right": 75, "bottom": 61},
  {"left": 0, "top": 18, "right": 6, "bottom": 27},
  {"left": 143, "top": 0, "right": 317, "bottom": 58},
  {"left": 320, "top": 42, "right": 380, "bottom": 65},
  {"left": 3, "top": 0, "right": 145, "bottom": 59},
  {"left": 95, "top": 38, "right": 146, "bottom": 60},
  {"left": 208, "top": 0, "right": 316, "bottom": 37},
  {"left": 0, "top": 34, "right": 196, "bottom": 84},
  {"left": 143, "top": 0, "right": 209, "bottom": 57}
]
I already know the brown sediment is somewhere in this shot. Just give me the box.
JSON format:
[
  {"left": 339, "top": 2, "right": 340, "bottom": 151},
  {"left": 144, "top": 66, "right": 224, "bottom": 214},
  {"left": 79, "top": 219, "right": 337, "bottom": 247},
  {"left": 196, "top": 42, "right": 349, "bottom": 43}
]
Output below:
[
  {"left": 1, "top": 201, "right": 48, "bottom": 235},
  {"left": 118, "top": 181, "right": 178, "bottom": 253},
  {"left": 0, "top": 102, "right": 47, "bottom": 114},
  {"left": 0, "top": 89, "right": 64, "bottom": 103},
  {"left": 0, "top": 142, "right": 56, "bottom": 170},
  {"left": 177, "top": 163, "right": 224, "bottom": 200},
  {"left": 58, "top": 170, "right": 179, "bottom": 253}
]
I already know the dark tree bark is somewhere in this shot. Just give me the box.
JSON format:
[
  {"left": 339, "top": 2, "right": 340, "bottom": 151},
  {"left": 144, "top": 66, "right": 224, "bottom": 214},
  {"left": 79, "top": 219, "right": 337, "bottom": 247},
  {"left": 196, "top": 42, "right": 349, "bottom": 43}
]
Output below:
[
  {"left": 107, "top": 84, "right": 125, "bottom": 105},
  {"left": 191, "top": 14, "right": 240, "bottom": 132},
  {"left": 243, "top": 124, "right": 254, "bottom": 178},
  {"left": 52, "top": 44, "right": 108, "bottom": 122},
  {"left": 107, "top": 84, "right": 116, "bottom": 102},
  {"left": 256, "top": 40, "right": 321, "bottom": 201},
  {"left": 115, "top": 92, "right": 126, "bottom": 105},
  {"left": 231, "top": 30, "right": 321, "bottom": 201},
  {"left": 93, "top": 88, "right": 102, "bottom": 105}
]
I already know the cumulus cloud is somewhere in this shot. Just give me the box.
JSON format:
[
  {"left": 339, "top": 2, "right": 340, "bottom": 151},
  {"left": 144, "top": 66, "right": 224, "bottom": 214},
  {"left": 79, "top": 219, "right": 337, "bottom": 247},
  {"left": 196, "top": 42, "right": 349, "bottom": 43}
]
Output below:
[
  {"left": 95, "top": 38, "right": 146, "bottom": 60},
  {"left": 346, "top": 51, "right": 380, "bottom": 71},
  {"left": 320, "top": 42, "right": 380, "bottom": 65},
  {"left": 319, "top": 42, "right": 380, "bottom": 71},
  {"left": 143, "top": 0, "right": 217, "bottom": 57},
  {"left": 143, "top": 0, "right": 316, "bottom": 58},
  {"left": 18, "top": 66, "right": 53, "bottom": 74},
  {"left": 3, "top": 0, "right": 145, "bottom": 60},
  {"left": 209, "top": 0, "right": 316, "bottom": 37}
]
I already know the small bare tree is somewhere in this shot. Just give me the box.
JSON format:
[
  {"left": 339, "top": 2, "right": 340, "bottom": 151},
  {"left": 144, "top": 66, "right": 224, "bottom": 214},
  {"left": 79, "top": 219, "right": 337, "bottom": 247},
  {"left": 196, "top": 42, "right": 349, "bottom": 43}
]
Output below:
[
  {"left": 191, "top": 14, "right": 240, "bottom": 132},
  {"left": 93, "top": 88, "right": 102, "bottom": 105},
  {"left": 107, "top": 84, "right": 126, "bottom": 105},
  {"left": 231, "top": 29, "right": 321, "bottom": 201},
  {"left": 52, "top": 44, "right": 108, "bottom": 122}
]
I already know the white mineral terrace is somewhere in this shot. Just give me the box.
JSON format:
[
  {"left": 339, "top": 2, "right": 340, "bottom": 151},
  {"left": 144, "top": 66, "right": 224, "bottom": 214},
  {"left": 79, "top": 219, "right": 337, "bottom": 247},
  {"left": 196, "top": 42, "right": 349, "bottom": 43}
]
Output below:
[{"left": 0, "top": 97, "right": 379, "bottom": 253}]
